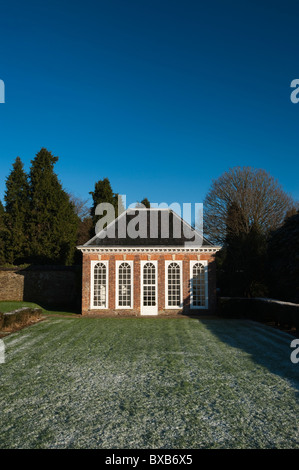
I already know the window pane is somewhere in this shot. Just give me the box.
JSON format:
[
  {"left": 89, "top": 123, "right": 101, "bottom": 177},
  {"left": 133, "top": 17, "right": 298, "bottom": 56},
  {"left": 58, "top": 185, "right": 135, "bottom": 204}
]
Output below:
[
  {"left": 143, "top": 263, "right": 156, "bottom": 306},
  {"left": 192, "top": 263, "right": 205, "bottom": 306},
  {"left": 168, "top": 262, "right": 181, "bottom": 307},
  {"left": 94, "top": 263, "right": 107, "bottom": 307},
  {"left": 118, "top": 262, "right": 132, "bottom": 307}
]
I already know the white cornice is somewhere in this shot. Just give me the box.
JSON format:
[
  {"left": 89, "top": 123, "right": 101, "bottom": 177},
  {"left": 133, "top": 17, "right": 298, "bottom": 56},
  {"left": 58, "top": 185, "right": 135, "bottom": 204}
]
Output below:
[{"left": 77, "top": 246, "right": 221, "bottom": 254}]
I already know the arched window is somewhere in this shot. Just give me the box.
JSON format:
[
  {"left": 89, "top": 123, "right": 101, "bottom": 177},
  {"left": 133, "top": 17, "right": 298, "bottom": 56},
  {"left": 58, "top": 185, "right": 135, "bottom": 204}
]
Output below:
[
  {"left": 143, "top": 262, "right": 156, "bottom": 307},
  {"left": 118, "top": 262, "right": 132, "bottom": 308},
  {"left": 166, "top": 261, "right": 182, "bottom": 308},
  {"left": 190, "top": 261, "right": 208, "bottom": 309},
  {"left": 93, "top": 262, "right": 108, "bottom": 308}
]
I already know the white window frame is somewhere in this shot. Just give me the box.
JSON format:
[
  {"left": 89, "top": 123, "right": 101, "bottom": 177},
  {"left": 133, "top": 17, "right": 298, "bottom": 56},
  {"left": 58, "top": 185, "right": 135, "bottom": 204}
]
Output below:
[
  {"left": 165, "top": 260, "right": 183, "bottom": 309},
  {"left": 190, "top": 260, "right": 208, "bottom": 309},
  {"left": 90, "top": 260, "right": 109, "bottom": 309},
  {"left": 115, "top": 260, "right": 134, "bottom": 309}
]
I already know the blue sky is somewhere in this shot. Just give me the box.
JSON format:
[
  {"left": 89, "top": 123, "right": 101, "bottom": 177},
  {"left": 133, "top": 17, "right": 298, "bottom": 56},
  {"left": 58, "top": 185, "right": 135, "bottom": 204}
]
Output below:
[{"left": 0, "top": 0, "right": 298, "bottom": 209}]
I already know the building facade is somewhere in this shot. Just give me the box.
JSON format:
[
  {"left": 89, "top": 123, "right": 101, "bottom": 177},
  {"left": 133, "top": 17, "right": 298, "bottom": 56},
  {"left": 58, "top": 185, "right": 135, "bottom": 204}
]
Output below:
[{"left": 77, "top": 209, "right": 220, "bottom": 316}]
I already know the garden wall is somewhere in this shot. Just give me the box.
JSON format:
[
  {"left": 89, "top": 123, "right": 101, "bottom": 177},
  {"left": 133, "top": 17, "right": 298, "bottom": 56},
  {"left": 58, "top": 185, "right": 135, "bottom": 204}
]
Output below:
[{"left": 0, "top": 266, "right": 81, "bottom": 310}]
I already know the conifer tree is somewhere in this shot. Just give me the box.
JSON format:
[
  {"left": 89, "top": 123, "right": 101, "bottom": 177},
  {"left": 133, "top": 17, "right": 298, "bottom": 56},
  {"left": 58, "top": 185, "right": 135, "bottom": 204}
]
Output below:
[
  {"left": 0, "top": 200, "right": 7, "bottom": 264},
  {"left": 218, "top": 202, "right": 267, "bottom": 297},
  {"left": 28, "top": 148, "right": 79, "bottom": 264},
  {"left": 90, "top": 178, "right": 114, "bottom": 223},
  {"left": 114, "top": 192, "right": 125, "bottom": 217},
  {"left": 4, "top": 157, "right": 30, "bottom": 264},
  {"left": 141, "top": 198, "right": 150, "bottom": 208},
  {"left": 89, "top": 178, "right": 123, "bottom": 236},
  {"left": 268, "top": 210, "right": 299, "bottom": 302},
  {"left": 136, "top": 198, "right": 150, "bottom": 208}
]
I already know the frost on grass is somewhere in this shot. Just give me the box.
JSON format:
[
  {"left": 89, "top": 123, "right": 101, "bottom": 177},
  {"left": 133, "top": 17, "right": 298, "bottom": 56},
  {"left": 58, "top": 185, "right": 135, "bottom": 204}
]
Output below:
[{"left": 0, "top": 317, "right": 298, "bottom": 449}]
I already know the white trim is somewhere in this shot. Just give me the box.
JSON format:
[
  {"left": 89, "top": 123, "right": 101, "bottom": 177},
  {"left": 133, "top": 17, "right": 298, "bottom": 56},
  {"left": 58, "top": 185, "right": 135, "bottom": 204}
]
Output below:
[
  {"left": 90, "top": 260, "right": 109, "bottom": 309},
  {"left": 190, "top": 260, "right": 208, "bottom": 310},
  {"left": 115, "top": 260, "right": 134, "bottom": 309},
  {"left": 140, "top": 260, "right": 158, "bottom": 315},
  {"left": 78, "top": 246, "right": 221, "bottom": 253},
  {"left": 165, "top": 260, "right": 183, "bottom": 309}
]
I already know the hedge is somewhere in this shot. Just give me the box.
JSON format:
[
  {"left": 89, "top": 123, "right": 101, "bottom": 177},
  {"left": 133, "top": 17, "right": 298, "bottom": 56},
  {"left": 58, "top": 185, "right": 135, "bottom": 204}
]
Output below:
[{"left": 218, "top": 297, "right": 299, "bottom": 330}]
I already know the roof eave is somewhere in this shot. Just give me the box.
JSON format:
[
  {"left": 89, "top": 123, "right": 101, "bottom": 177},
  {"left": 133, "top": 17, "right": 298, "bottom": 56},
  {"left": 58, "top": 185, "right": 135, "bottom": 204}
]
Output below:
[{"left": 76, "top": 245, "right": 222, "bottom": 252}]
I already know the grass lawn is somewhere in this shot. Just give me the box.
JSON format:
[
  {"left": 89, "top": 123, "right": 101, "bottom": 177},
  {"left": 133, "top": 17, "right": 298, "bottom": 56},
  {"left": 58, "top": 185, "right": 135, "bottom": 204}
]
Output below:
[{"left": 0, "top": 315, "right": 298, "bottom": 448}]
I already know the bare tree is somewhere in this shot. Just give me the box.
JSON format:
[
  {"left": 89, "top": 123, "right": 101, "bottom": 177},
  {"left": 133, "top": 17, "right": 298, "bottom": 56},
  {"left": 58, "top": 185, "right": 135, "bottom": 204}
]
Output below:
[
  {"left": 68, "top": 193, "right": 91, "bottom": 221},
  {"left": 203, "top": 167, "right": 295, "bottom": 244}
]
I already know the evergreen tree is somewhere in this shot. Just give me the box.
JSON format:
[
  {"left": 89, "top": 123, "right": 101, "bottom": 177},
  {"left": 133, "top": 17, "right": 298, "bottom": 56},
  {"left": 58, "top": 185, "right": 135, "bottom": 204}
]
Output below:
[
  {"left": 141, "top": 198, "right": 150, "bottom": 208},
  {"left": 136, "top": 198, "right": 150, "bottom": 208},
  {"left": 114, "top": 192, "right": 125, "bottom": 217},
  {"left": 0, "top": 200, "right": 7, "bottom": 264},
  {"left": 268, "top": 211, "right": 299, "bottom": 302},
  {"left": 89, "top": 178, "right": 123, "bottom": 236},
  {"left": 28, "top": 148, "right": 79, "bottom": 264},
  {"left": 4, "top": 157, "right": 30, "bottom": 264},
  {"left": 218, "top": 202, "right": 268, "bottom": 297}
]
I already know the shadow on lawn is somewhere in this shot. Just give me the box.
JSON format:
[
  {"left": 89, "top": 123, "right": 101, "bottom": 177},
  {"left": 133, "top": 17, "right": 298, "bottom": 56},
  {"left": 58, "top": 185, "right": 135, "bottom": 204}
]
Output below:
[{"left": 198, "top": 318, "right": 299, "bottom": 398}]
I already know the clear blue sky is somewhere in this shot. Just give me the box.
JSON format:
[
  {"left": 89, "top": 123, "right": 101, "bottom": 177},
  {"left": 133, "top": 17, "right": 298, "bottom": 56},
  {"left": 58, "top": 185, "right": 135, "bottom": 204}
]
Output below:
[{"left": 0, "top": 0, "right": 298, "bottom": 209}]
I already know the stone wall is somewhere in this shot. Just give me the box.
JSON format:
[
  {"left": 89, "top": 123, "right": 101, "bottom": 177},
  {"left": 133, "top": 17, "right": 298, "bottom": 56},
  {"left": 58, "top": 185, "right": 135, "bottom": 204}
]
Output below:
[{"left": 0, "top": 266, "right": 81, "bottom": 310}]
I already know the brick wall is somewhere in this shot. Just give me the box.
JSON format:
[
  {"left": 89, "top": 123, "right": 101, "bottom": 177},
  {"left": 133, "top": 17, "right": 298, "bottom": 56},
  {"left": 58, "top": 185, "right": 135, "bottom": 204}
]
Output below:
[
  {"left": 82, "top": 252, "right": 217, "bottom": 316},
  {"left": 0, "top": 270, "right": 24, "bottom": 301},
  {"left": 0, "top": 266, "right": 81, "bottom": 310}
]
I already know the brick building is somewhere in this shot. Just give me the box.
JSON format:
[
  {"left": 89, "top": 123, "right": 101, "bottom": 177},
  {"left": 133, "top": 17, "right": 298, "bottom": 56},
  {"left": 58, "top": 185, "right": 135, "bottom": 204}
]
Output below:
[{"left": 77, "top": 208, "right": 221, "bottom": 316}]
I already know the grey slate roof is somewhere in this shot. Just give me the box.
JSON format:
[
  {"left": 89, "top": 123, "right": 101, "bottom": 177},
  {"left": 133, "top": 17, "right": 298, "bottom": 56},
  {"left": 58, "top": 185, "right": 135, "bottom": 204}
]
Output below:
[{"left": 83, "top": 208, "right": 214, "bottom": 248}]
